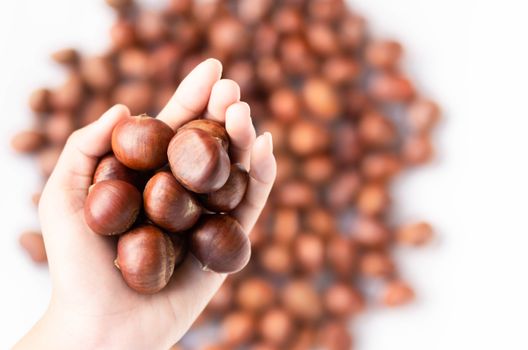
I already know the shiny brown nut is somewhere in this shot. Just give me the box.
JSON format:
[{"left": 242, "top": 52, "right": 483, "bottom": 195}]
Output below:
[
  {"left": 365, "top": 40, "right": 402, "bottom": 70},
  {"left": 190, "top": 215, "right": 250, "bottom": 273},
  {"left": 317, "top": 321, "right": 353, "bottom": 350},
  {"left": 168, "top": 128, "right": 230, "bottom": 194},
  {"left": 402, "top": 134, "right": 434, "bottom": 165},
  {"left": 11, "top": 130, "right": 46, "bottom": 154},
  {"left": 396, "top": 221, "right": 434, "bottom": 246},
  {"left": 37, "top": 147, "right": 62, "bottom": 177},
  {"left": 112, "top": 81, "right": 154, "bottom": 116},
  {"left": 306, "top": 22, "right": 339, "bottom": 56},
  {"left": 325, "top": 170, "right": 361, "bottom": 210},
  {"left": 112, "top": 115, "right": 174, "bottom": 171},
  {"left": 358, "top": 110, "right": 397, "bottom": 148},
  {"left": 51, "top": 48, "right": 79, "bottom": 66},
  {"left": 353, "top": 216, "right": 390, "bottom": 247},
  {"left": 81, "top": 56, "right": 116, "bottom": 92},
  {"left": 326, "top": 236, "right": 358, "bottom": 277},
  {"left": 84, "top": 180, "right": 142, "bottom": 236},
  {"left": 272, "top": 207, "right": 300, "bottom": 244},
  {"left": 28, "top": 88, "right": 50, "bottom": 113},
  {"left": 179, "top": 119, "right": 230, "bottom": 151},
  {"left": 50, "top": 73, "right": 84, "bottom": 111},
  {"left": 269, "top": 87, "right": 300, "bottom": 123},
  {"left": 115, "top": 225, "right": 176, "bottom": 294},
  {"left": 44, "top": 112, "right": 76, "bottom": 145},
  {"left": 221, "top": 311, "right": 256, "bottom": 346},
  {"left": 143, "top": 171, "right": 202, "bottom": 232},
  {"left": 259, "top": 308, "right": 294, "bottom": 346},
  {"left": 361, "top": 152, "right": 401, "bottom": 181},
  {"left": 323, "top": 283, "right": 364, "bottom": 318},
  {"left": 93, "top": 154, "right": 139, "bottom": 185},
  {"left": 236, "top": 277, "right": 275, "bottom": 313},
  {"left": 117, "top": 48, "right": 151, "bottom": 79},
  {"left": 200, "top": 164, "right": 249, "bottom": 213},
  {"left": 302, "top": 155, "right": 335, "bottom": 184},
  {"left": 302, "top": 77, "right": 341, "bottom": 120},
  {"left": 258, "top": 243, "right": 293, "bottom": 276},
  {"left": 275, "top": 180, "right": 316, "bottom": 208},
  {"left": 281, "top": 280, "right": 323, "bottom": 322},
  {"left": 369, "top": 73, "right": 415, "bottom": 102},
  {"left": 407, "top": 99, "right": 440, "bottom": 133},
  {"left": 294, "top": 233, "right": 325, "bottom": 274},
  {"left": 357, "top": 183, "right": 390, "bottom": 216},
  {"left": 137, "top": 10, "right": 168, "bottom": 44},
  {"left": 110, "top": 19, "right": 136, "bottom": 50},
  {"left": 359, "top": 251, "right": 395, "bottom": 278},
  {"left": 19, "top": 231, "right": 47, "bottom": 264},
  {"left": 288, "top": 120, "right": 330, "bottom": 156},
  {"left": 382, "top": 280, "right": 415, "bottom": 307}
]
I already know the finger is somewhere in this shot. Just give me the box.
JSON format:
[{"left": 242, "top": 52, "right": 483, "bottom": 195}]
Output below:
[
  {"left": 233, "top": 132, "right": 276, "bottom": 232},
  {"left": 47, "top": 104, "right": 130, "bottom": 192},
  {"left": 205, "top": 79, "right": 240, "bottom": 122},
  {"left": 225, "top": 101, "right": 256, "bottom": 170},
  {"left": 157, "top": 58, "right": 223, "bottom": 130}
]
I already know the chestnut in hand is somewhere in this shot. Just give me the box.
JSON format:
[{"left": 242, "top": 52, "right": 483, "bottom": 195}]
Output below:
[
  {"left": 112, "top": 114, "right": 174, "bottom": 171},
  {"left": 190, "top": 214, "right": 250, "bottom": 273},
  {"left": 179, "top": 119, "right": 230, "bottom": 151},
  {"left": 93, "top": 154, "right": 139, "bottom": 185},
  {"left": 168, "top": 128, "right": 230, "bottom": 194},
  {"left": 200, "top": 163, "right": 249, "bottom": 212},
  {"left": 84, "top": 179, "right": 142, "bottom": 235},
  {"left": 143, "top": 171, "right": 202, "bottom": 232},
  {"left": 115, "top": 225, "right": 176, "bottom": 294}
]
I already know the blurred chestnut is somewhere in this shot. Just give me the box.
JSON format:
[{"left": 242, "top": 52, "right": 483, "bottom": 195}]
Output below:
[
  {"left": 294, "top": 233, "right": 325, "bottom": 274},
  {"left": 402, "top": 134, "right": 434, "bottom": 165},
  {"left": 84, "top": 180, "right": 141, "bottom": 236},
  {"left": 357, "top": 183, "right": 390, "bottom": 216},
  {"left": 308, "top": 0, "right": 345, "bottom": 22},
  {"left": 258, "top": 243, "right": 293, "bottom": 276},
  {"left": 259, "top": 308, "right": 294, "bottom": 346},
  {"left": 115, "top": 225, "right": 176, "bottom": 294},
  {"left": 272, "top": 207, "right": 300, "bottom": 244},
  {"left": 200, "top": 164, "right": 249, "bottom": 212},
  {"left": 317, "top": 321, "right": 353, "bottom": 350},
  {"left": 323, "top": 283, "right": 364, "bottom": 318},
  {"left": 361, "top": 152, "right": 401, "bottom": 181},
  {"left": 339, "top": 14, "right": 366, "bottom": 50},
  {"left": 326, "top": 236, "right": 358, "bottom": 277},
  {"left": 236, "top": 277, "right": 275, "bottom": 313},
  {"left": 333, "top": 122, "right": 363, "bottom": 164},
  {"left": 326, "top": 170, "right": 361, "bottom": 210},
  {"left": 382, "top": 280, "right": 415, "bottom": 307},
  {"left": 112, "top": 115, "right": 174, "bottom": 171},
  {"left": 105, "top": 0, "right": 132, "bottom": 10},
  {"left": 254, "top": 24, "right": 279, "bottom": 56},
  {"left": 50, "top": 73, "right": 84, "bottom": 111},
  {"left": 396, "top": 221, "right": 434, "bottom": 246},
  {"left": 273, "top": 6, "right": 303, "bottom": 34},
  {"left": 281, "top": 280, "right": 323, "bottom": 322},
  {"left": 144, "top": 171, "right": 201, "bottom": 232},
  {"left": 302, "top": 77, "right": 341, "bottom": 120},
  {"left": 323, "top": 56, "right": 361, "bottom": 85},
  {"left": 80, "top": 95, "right": 111, "bottom": 126},
  {"left": 137, "top": 10, "right": 168, "bottom": 44},
  {"left": 275, "top": 180, "right": 316, "bottom": 208},
  {"left": 28, "top": 88, "right": 50, "bottom": 113},
  {"left": 81, "top": 56, "right": 116, "bottom": 93},
  {"left": 306, "top": 22, "right": 339, "bottom": 56},
  {"left": 257, "top": 56, "right": 284, "bottom": 89},
  {"left": 353, "top": 216, "right": 390, "bottom": 247},
  {"left": 369, "top": 73, "right": 415, "bottom": 102},
  {"left": 11, "top": 130, "right": 46, "bottom": 154},
  {"left": 359, "top": 251, "right": 395, "bottom": 278},
  {"left": 407, "top": 98, "right": 440, "bottom": 133},
  {"left": 280, "top": 36, "right": 317, "bottom": 75},
  {"left": 302, "top": 155, "right": 334, "bottom": 184},
  {"left": 149, "top": 44, "right": 182, "bottom": 83},
  {"left": 112, "top": 81, "right": 154, "bottom": 115},
  {"left": 110, "top": 19, "right": 136, "bottom": 50},
  {"left": 19, "top": 231, "right": 47, "bottom": 264},
  {"left": 117, "top": 48, "right": 151, "bottom": 79},
  {"left": 221, "top": 311, "right": 256, "bottom": 346},
  {"left": 288, "top": 120, "right": 330, "bottom": 156},
  {"left": 209, "top": 17, "right": 248, "bottom": 56},
  {"left": 168, "top": 128, "right": 230, "bottom": 194},
  {"left": 304, "top": 208, "right": 336, "bottom": 239},
  {"left": 269, "top": 87, "right": 300, "bottom": 123},
  {"left": 365, "top": 40, "right": 402, "bottom": 70},
  {"left": 44, "top": 112, "right": 76, "bottom": 145},
  {"left": 93, "top": 154, "right": 139, "bottom": 185},
  {"left": 358, "top": 110, "right": 397, "bottom": 148},
  {"left": 238, "top": 0, "right": 272, "bottom": 24},
  {"left": 190, "top": 215, "right": 250, "bottom": 273}
]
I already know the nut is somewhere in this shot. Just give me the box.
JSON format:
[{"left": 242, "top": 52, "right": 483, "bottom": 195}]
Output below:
[{"left": 200, "top": 163, "right": 249, "bottom": 212}]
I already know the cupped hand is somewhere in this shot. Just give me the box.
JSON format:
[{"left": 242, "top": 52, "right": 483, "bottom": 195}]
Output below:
[{"left": 15, "top": 59, "right": 276, "bottom": 350}]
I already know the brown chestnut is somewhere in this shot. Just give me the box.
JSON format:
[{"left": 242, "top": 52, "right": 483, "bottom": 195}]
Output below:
[
  {"left": 19, "top": 231, "right": 47, "bottom": 264},
  {"left": 168, "top": 128, "right": 230, "bottom": 194},
  {"left": 281, "top": 279, "right": 323, "bottom": 321},
  {"left": 11, "top": 130, "right": 46, "bottom": 154},
  {"left": 179, "top": 119, "right": 230, "bottom": 151},
  {"left": 236, "top": 277, "right": 275, "bottom": 313},
  {"left": 326, "top": 236, "right": 358, "bottom": 277},
  {"left": 323, "top": 283, "right": 364, "bottom": 318},
  {"left": 93, "top": 154, "right": 139, "bottom": 185},
  {"left": 143, "top": 171, "right": 201, "bottom": 232},
  {"left": 220, "top": 310, "right": 256, "bottom": 346},
  {"left": 112, "top": 115, "right": 174, "bottom": 171},
  {"left": 258, "top": 308, "right": 294, "bottom": 346},
  {"left": 84, "top": 180, "right": 141, "bottom": 236},
  {"left": 190, "top": 215, "right": 250, "bottom": 273},
  {"left": 115, "top": 225, "right": 176, "bottom": 294},
  {"left": 199, "top": 164, "right": 249, "bottom": 212},
  {"left": 381, "top": 280, "right": 415, "bottom": 307}
]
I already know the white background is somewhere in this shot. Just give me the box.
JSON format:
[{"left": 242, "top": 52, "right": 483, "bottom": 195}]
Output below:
[{"left": 1, "top": 0, "right": 528, "bottom": 349}]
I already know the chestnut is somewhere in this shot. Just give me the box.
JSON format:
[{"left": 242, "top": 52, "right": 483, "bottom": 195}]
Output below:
[
  {"left": 84, "top": 180, "right": 142, "bottom": 236},
  {"left": 281, "top": 280, "right": 323, "bottom": 321},
  {"left": 112, "top": 115, "right": 174, "bottom": 171},
  {"left": 323, "top": 283, "right": 364, "bottom": 318},
  {"left": 190, "top": 214, "right": 250, "bottom": 273},
  {"left": 236, "top": 277, "right": 275, "bottom": 313},
  {"left": 220, "top": 310, "right": 256, "bottom": 346},
  {"left": 115, "top": 225, "right": 176, "bottom": 294},
  {"left": 19, "top": 231, "right": 47, "bottom": 264},
  {"left": 258, "top": 308, "right": 294, "bottom": 346},
  {"left": 199, "top": 163, "right": 249, "bottom": 212},
  {"left": 168, "top": 128, "right": 230, "bottom": 194},
  {"left": 11, "top": 130, "right": 46, "bottom": 154},
  {"left": 381, "top": 280, "right": 415, "bottom": 307},
  {"left": 143, "top": 171, "right": 201, "bottom": 232},
  {"left": 179, "top": 119, "right": 230, "bottom": 151},
  {"left": 93, "top": 154, "right": 139, "bottom": 186}
]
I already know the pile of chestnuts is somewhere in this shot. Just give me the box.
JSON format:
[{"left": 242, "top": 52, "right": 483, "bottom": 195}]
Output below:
[
  {"left": 11, "top": 0, "right": 439, "bottom": 348},
  {"left": 85, "top": 115, "right": 250, "bottom": 294}
]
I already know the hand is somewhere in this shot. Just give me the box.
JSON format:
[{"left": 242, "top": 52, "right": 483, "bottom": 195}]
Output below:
[{"left": 14, "top": 59, "right": 276, "bottom": 350}]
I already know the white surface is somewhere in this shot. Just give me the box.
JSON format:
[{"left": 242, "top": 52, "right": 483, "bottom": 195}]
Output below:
[{"left": 1, "top": 0, "right": 528, "bottom": 349}]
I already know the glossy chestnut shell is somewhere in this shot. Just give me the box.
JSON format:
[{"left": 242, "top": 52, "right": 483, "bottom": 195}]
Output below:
[
  {"left": 200, "top": 163, "right": 249, "bottom": 212},
  {"left": 115, "top": 225, "right": 176, "bottom": 294},
  {"left": 111, "top": 114, "right": 174, "bottom": 170},
  {"left": 168, "top": 128, "right": 230, "bottom": 194},
  {"left": 179, "top": 119, "right": 230, "bottom": 151},
  {"left": 84, "top": 179, "right": 142, "bottom": 235},
  {"left": 143, "top": 171, "right": 202, "bottom": 232},
  {"left": 190, "top": 214, "right": 250, "bottom": 273},
  {"left": 93, "top": 153, "right": 139, "bottom": 185}
]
